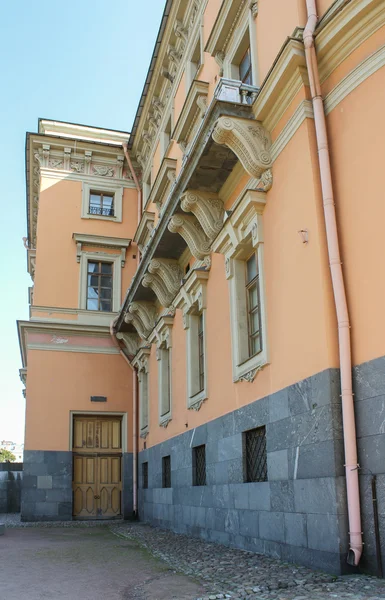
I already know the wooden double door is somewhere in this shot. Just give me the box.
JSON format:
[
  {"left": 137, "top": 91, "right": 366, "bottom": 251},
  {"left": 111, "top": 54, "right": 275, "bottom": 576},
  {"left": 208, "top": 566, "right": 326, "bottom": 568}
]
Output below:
[{"left": 72, "top": 416, "right": 122, "bottom": 519}]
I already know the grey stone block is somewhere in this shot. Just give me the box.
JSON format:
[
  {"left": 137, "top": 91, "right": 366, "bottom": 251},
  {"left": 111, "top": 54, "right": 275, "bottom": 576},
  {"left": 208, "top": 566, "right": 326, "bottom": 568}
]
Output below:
[
  {"left": 307, "top": 513, "right": 341, "bottom": 553},
  {"left": 35, "top": 502, "right": 58, "bottom": 517},
  {"left": 22, "top": 475, "right": 37, "bottom": 489},
  {"left": 0, "top": 523, "right": 4, "bottom": 535},
  {"left": 248, "top": 482, "right": 270, "bottom": 511},
  {"left": 239, "top": 509, "right": 259, "bottom": 537},
  {"left": 205, "top": 442, "right": 218, "bottom": 465},
  {"left": 191, "top": 506, "right": 206, "bottom": 528},
  {"left": 22, "top": 488, "right": 46, "bottom": 503},
  {"left": 24, "top": 463, "right": 49, "bottom": 476},
  {"left": 214, "top": 461, "right": 228, "bottom": 485},
  {"left": 284, "top": 513, "right": 307, "bottom": 547},
  {"left": 288, "top": 377, "right": 312, "bottom": 416},
  {"left": 232, "top": 483, "right": 249, "bottom": 509},
  {"left": 294, "top": 477, "right": 338, "bottom": 514},
  {"left": 233, "top": 397, "right": 269, "bottom": 434},
  {"left": 209, "top": 530, "right": 230, "bottom": 546},
  {"left": 267, "top": 449, "right": 288, "bottom": 480},
  {"left": 263, "top": 540, "right": 282, "bottom": 560},
  {"left": 206, "top": 507, "right": 215, "bottom": 529},
  {"left": 354, "top": 356, "right": 385, "bottom": 401},
  {"left": 259, "top": 511, "right": 284, "bottom": 543},
  {"left": 269, "top": 389, "right": 289, "bottom": 423},
  {"left": 23, "top": 450, "right": 45, "bottom": 464},
  {"left": 218, "top": 434, "right": 242, "bottom": 462},
  {"left": 212, "top": 484, "right": 232, "bottom": 508},
  {"left": 45, "top": 489, "right": 72, "bottom": 503},
  {"left": 227, "top": 458, "right": 244, "bottom": 484},
  {"left": 270, "top": 481, "right": 295, "bottom": 513},
  {"left": 224, "top": 509, "right": 239, "bottom": 534},
  {"left": 174, "top": 467, "right": 191, "bottom": 488},
  {"left": 58, "top": 502, "right": 72, "bottom": 518},
  {"left": 358, "top": 434, "right": 385, "bottom": 474},
  {"left": 280, "top": 544, "right": 345, "bottom": 575},
  {"left": 37, "top": 475, "right": 53, "bottom": 490},
  {"left": 355, "top": 395, "right": 385, "bottom": 438},
  {"left": 311, "top": 369, "right": 340, "bottom": 409},
  {"left": 191, "top": 424, "right": 207, "bottom": 447},
  {"left": 288, "top": 439, "right": 345, "bottom": 480}
]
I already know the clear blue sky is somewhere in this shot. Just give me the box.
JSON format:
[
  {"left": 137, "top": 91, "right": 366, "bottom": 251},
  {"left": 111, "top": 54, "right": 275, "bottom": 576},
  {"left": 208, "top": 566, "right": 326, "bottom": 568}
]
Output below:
[{"left": 0, "top": 0, "right": 165, "bottom": 444}]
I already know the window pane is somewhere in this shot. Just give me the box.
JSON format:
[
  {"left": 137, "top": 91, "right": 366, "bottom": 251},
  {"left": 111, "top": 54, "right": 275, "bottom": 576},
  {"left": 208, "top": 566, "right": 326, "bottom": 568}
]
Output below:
[
  {"left": 246, "top": 255, "right": 257, "bottom": 283},
  {"left": 100, "top": 287, "right": 112, "bottom": 299},
  {"left": 88, "top": 274, "right": 100, "bottom": 288},
  {"left": 87, "top": 298, "right": 98, "bottom": 310},
  {"left": 250, "top": 309, "right": 260, "bottom": 333},
  {"left": 100, "top": 276, "right": 112, "bottom": 288},
  {"left": 239, "top": 48, "right": 251, "bottom": 82},
  {"left": 251, "top": 335, "right": 261, "bottom": 355},
  {"left": 100, "top": 300, "right": 112, "bottom": 312},
  {"left": 101, "top": 263, "right": 112, "bottom": 274},
  {"left": 248, "top": 284, "right": 258, "bottom": 309},
  {"left": 89, "top": 193, "right": 101, "bottom": 207},
  {"left": 87, "top": 262, "right": 98, "bottom": 274}
]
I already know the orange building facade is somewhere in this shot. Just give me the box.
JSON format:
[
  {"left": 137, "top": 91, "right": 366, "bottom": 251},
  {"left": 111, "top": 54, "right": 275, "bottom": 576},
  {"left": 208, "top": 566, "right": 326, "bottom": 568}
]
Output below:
[{"left": 18, "top": 0, "right": 385, "bottom": 575}]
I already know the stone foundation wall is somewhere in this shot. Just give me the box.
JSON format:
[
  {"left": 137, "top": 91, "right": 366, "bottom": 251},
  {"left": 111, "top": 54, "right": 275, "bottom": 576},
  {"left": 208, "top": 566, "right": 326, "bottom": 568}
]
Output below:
[
  {"left": 138, "top": 369, "right": 350, "bottom": 574},
  {"left": 354, "top": 356, "right": 385, "bottom": 575},
  {"left": 21, "top": 451, "right": 133, "bottom": 521},
  {"left": 0, "top": 463, "right": 23, "bottom": 513}
]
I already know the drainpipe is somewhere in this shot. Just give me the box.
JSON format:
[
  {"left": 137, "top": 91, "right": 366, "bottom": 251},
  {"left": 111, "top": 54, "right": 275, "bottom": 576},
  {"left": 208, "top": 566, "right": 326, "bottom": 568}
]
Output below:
[
  {"left": 303, "top": 0, "right": 362, "bottom": 566},
  {"left": 110, "top": 317, "right": 139, "bottom": 518}
]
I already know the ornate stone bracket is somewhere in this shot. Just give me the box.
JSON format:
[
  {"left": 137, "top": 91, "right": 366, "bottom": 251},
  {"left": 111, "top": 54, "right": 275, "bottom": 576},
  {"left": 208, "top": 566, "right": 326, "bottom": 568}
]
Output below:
[
  {"left": 168, "top": 214, "right": 211, "bottom": 261},
  {"left": 188, "top": 397, "right": 205, "bottom": 411},
  {"left": 239, "top": 364, "right": 265, "bottom": 383},
  {"left": 212, "top": 116, "right": 273, "bottom": 181},
  {"left": 159, "top": 416, "right": 172, "bottom": 428},
  {"left": 116, "top": 332, "right": 140, "bottom": 357},
  {"left": 181, "top": 190, "right": 224, "bottom": 241},
  {"left": 124, "top": 301, "right": 157, "bottom": 339},
  {"left": 142, "top": 258, "right": 183, "bottom": 307}
]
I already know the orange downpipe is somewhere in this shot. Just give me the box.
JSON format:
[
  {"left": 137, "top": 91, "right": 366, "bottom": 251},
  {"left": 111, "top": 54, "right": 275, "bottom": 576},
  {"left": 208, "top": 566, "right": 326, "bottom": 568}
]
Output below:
[{"left": 304, "top": 0, "right": 362, "bottom": 566}]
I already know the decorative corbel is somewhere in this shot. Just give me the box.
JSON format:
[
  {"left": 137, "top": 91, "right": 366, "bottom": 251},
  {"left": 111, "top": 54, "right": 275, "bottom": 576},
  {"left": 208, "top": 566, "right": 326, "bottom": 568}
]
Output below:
[
  {"left": 214, "top": 51, "right": 225, "bottom": 76},
  {"left": 148, "top": 259, "right": 182, "bottom": 295},
  {"left": 76, "top": 242, "right": 82, "bottom": 263},
  {"left": 120, "top": 247, "right": 127, "bottom": 267},
  {"left": 161, "top": 68, "right": 174, "bottom": 84},
  {"left": 167, "top": 44, "right": 182, "bottom": 66},
  {"left": 84, "top": 151, "right": 92, "bottom": 174},
  {"left": 181, "top": 190, "right": 224, "bottom": 240},
  {"left": 174, "top": 19, "right": 188, "bottom": 42},
  {"left": 116, "top": 332, "right": 140, "bottom": 357},
  {"left": 42, "top": 144, "right": 50, "bottom": 167},
  {"left": 212, "top": 116, "right": 273, "bottom": 181},
  {"left": 250, "top": 1, "right": 259, "bottom": 18},
  {"left": 126, "top": 301, "right": 157, "bottom": 339},
  {"left": 168, "top": 214, "right": 211, "bottom": 261},
  {"left": 142, "top": 273, "right": 174, "bottom": 308},
  {"left": 116, "top": 155, "right": 124, "bottom": 179}
]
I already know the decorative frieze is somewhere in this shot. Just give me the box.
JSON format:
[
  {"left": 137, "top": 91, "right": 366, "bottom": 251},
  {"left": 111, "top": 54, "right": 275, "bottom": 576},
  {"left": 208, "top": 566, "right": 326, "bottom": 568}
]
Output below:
[
  {"left": 181, "top": 190, "right": 224, "bottom": 241},
  {"left": 168, "top": 214, "right": 211, "bottom": 261},
  {"left": 212, "top": 116, "right": 273, "bottom": 180}
]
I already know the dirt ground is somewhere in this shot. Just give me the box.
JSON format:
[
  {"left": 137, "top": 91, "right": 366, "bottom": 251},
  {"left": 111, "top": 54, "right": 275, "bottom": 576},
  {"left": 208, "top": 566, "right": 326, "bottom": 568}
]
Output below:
[{"left": 0, "top": 527, "right": 204, "bottom": 600}]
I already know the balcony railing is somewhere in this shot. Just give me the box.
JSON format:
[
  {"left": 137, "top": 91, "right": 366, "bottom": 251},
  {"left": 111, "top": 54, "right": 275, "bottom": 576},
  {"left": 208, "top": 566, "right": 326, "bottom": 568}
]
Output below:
[
  {"left": 214, "top": 78, "right": 260, "bottom": 105},
  {"left": 89, "top": 205, "right": 115, "bottom": 217}
]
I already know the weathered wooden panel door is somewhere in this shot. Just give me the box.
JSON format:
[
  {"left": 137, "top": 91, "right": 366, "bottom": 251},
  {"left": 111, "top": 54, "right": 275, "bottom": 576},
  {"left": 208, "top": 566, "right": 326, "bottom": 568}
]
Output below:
[{"left": 72, "top": 416, "right": 122, "bottom": 519}]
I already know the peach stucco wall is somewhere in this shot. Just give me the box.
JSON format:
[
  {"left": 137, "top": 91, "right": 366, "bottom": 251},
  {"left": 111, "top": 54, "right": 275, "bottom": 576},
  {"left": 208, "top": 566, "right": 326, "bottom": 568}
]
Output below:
[
  {"left": 33, "top": 178, "right": 138, "bottom": 309},
  {"left": 25, "top": 350, "right": 133, "bottom": 451}
]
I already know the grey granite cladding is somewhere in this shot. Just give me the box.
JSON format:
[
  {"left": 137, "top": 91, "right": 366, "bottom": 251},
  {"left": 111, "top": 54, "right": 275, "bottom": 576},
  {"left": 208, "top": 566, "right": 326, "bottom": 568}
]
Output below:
[
  {"left": 0, "top": 464, "right": 23, "bottom": 513},
  {"left": 138, "top": 368, "right": 352, "bottom": 574},
  {"left": 353, "top": 356, "right": 385, "bottom": 575},
  {"left": 21, "top": 451, "right": 133, "bottom": 522}
]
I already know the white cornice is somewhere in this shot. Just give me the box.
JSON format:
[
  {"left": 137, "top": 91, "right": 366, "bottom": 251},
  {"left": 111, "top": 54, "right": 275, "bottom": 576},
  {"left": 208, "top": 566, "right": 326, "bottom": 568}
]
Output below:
[
  {"left": 72, "top": 233, "right": 131, "bottom": 248},
  {"left": 39, "top": 120, "right": 129, "bottom": 146}
]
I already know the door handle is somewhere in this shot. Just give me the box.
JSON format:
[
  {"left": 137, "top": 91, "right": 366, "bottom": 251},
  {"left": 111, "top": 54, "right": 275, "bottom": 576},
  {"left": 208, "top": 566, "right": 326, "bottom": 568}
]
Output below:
[{"left": 94, "top": 495, "right": 100, "bottom": 499}]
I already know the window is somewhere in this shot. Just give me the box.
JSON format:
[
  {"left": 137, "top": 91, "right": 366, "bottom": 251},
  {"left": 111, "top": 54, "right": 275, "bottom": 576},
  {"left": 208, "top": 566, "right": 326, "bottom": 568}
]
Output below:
[
  {"left": 243, "top": 427, "right": 267, "bottom": 483},
  {"left": 158, "top": 347, "right": 172, "bottom": 423},
  {"left": 186, "top": 36, "right": 202, "bottom": 91},
  {"left": 239, "top": 47, "right": 252, "bottom": 85},
  {"left": 139, "top": 370, "right": 149, "bottom": 434},
  {"left": 246, "top": 254, "right": 262, "bottom": 357},
  {"left": 198, "top": 314, "right": 205, "bottom": 392},
  {"left": 162, "top": 455, "right": 171, "bottom": 488},
  {"left": 160, "top": 116, "right": 172, "bottom": 160},
  {"left": 142, "top": 462, "right": 148, "bottom": 489},
  {"left": 86, "top": 261, "right": 113, "bottom": 312},
  {"left": 193, "top": 445, "right": 206, "bottom": 486},
  {"left": 89, "top": 191, "right": 114, "bottom": 217}
]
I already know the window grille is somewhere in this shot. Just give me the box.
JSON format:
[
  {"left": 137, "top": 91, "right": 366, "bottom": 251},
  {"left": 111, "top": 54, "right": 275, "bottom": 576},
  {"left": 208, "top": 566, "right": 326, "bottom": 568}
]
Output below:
[
  {"left": 162, "top": 455, "right": 171, "bottom": 488},
  {"left": 244, "top": 426, "right": 267, "bottom": 483},
  {"left": 193, "top": 445, "right": 206, "bottom": 486},
  {"left": 142, "top": 462, "right": 148, "bottom": 489}
]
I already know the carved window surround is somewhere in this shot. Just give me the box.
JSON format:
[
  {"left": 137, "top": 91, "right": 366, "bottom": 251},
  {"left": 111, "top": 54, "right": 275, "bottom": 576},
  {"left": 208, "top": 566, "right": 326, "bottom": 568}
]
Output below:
[
  {"left": 172, "top": 80, "right": 209, "bottom": 152},
  {"left": 142, "top": 259, "right": 183, "bottom": 308},
  {"left": 81, "top": 180, "right": 124, "bottom": 222},
  {"left": 212, "top": 189, "right": 269, "bottom": 383},
  {"left": 205, "top": 0, "right": 247, "bottom": 59},
  {"left": 149, "top": 315, "right": 174, "bottom": 428},
  {"left": 147, "top": 158, "right": 177, "bottom": 213},
  {"left": 134, "top": 211, "right": 155, "bottom": 252},
  {"left": 174, "top": 268, "right": 209, "bottom": 411},
  {"left": 132, "top": 347, "right": 151, "bottom": 438},
  {"left": 73, "top": 233, "right": 131, "bottom": 267}
]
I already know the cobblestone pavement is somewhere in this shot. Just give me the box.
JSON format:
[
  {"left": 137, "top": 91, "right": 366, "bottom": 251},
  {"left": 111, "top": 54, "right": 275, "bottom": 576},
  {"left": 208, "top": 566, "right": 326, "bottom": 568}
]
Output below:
[{"left": 112, "top": 522, "right": 385, "bottom": 600}]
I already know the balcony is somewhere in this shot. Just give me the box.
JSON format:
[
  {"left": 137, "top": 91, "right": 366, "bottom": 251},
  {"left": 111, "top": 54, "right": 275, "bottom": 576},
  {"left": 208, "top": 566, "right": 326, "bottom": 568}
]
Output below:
[{"left": 214, "top": 78, "right": 260, "bottom": 105}]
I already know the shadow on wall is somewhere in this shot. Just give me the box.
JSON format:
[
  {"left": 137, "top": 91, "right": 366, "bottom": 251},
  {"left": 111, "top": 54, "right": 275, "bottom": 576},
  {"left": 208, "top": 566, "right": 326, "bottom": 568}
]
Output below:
[{"left": 0, "top": 463, "right": 23, "bottom": 513}]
